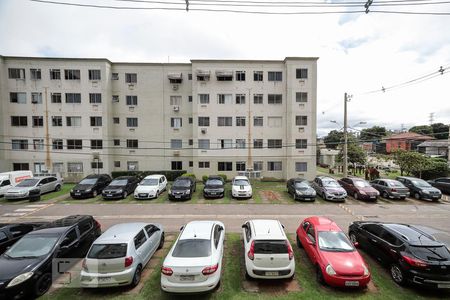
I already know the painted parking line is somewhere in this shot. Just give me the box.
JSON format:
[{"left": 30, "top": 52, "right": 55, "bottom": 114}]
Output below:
[
  {"left": 26, "top": 204, "right": 48, "bottom": 208},
  {"left": 14, "top": 208, "right": 39, "bottom": 212},
  {"left": 2, "top": 213, "right": 27, "bottom": 217}
]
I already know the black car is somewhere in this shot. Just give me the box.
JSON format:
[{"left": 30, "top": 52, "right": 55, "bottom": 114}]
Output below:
[
  {"left": 428, "top": 177, "right": 450, "bottom": 195},
  {"left": 286, "top": 178, "right": 316, "bottom": 201},
  {"left": 102, "top": 176, "right": 139, "bottom": 200},
  {"left": 0, "top": 223, "right": 49, "bottom": 254},
  {"left": 396, "top": 176, "right": 442, "bottom": 201},
  {"left": 169, "top": 177, "right": 196, "bottom": 200},
  {"left": 70, "top": 174, "right": 112, "bottom": 199},
  {"left": 0, "top": 215, "right": 101, "bottom": 299},
  {"left": 203, "top": 176, "right": 225, "bottom": 199},
  {"left": 349, "top": 221, "right": 450, "bottom": 289}
]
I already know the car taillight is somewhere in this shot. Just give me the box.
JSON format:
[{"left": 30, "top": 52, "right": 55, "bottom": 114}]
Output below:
[
  {"left": 248, "top": 240, "right": 255, "bottom": 260},
  {"left": 161, "top": 266, "right": 173, "bottom": 276},
  {"left": 124, "top": 256, "right": 133, "bottom": 268},
  {"left": 202, "top": 264, "right": 219, "bottom": 275},
  {"left": 286, "top": 240, "right": 294, "bottom": 260},
  {"left": 81, "top": 258, "right": 88, "bottom": 272},
  {"left": 94, "top": 219, "right": 101, "bottom": 230},
  {"left": 401, "top": 253, "right": 427, "bottom": 268}
]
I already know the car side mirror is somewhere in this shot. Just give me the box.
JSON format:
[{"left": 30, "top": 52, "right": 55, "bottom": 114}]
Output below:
[
  {"left": 218, "top": 226, "right": 224, "bottom": 232},
  {"left": 180, "top": 225, "right": 185, "bottom": 231},
  {"left": 241, "top": 224, "right": 247, "bottom": 229},
  {"left": 281, "top": 224, "right": 285, "bottom": 229},
  {"left": 38, "top": 183, "right": 43, "bottom": 187},
  {"left": 353, "top": 241, "right": 359, "bottom": 248},
  {"left": 307, "top": 239, "right": 315, "bottom": 246}
]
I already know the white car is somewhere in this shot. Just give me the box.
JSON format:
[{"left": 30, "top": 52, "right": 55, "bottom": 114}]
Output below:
[
  {"left": 231, "top": 176, "right": 252, "bottom": 199},
  {"left": 0, "top": 170, "right": 33, "bottom": 197},
  {"left": 134, "top": 175, "right": 167, "bottom": 200},
  {"left": 81, "top": 222, "right": 164, "bottom": 288},
  {"left": 5, "top": 176, "right": 62, "bottom": 200},
  {"left": 161, "top": 220, "right": 225, "bottom": 293},
  {"left": 242, "top": 219, "right": 295, "bottom": 279}
]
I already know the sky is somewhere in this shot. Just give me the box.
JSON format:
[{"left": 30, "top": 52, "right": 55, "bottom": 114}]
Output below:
[{"left": 1, "top": 0, "right": 450, "bottom": 137}]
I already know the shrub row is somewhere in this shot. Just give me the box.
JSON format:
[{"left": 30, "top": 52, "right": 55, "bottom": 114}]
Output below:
[{"left": 111, "top": 170, "right": 187, "bottom": 181}]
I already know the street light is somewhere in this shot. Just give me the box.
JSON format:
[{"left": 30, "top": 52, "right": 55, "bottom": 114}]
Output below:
[{"left": 352, "top": 121, "right": 367, "bottom": 127}]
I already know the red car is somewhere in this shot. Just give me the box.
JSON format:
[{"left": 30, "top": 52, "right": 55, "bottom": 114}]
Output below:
[
  {"left": 296, "top": 216, "right": 371, "bottom": 288},
  {"left": 338, "top": 177, "right": 379, "bottom": 201}
]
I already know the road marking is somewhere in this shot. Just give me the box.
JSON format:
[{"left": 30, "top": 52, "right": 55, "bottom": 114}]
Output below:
[
  {"left": 26, "top": 204, "right": 47, "bottom": 208},
  {"left": 14, "top": 208, "right": 38, "bottom": 212},
  {"left": 2, "top": 213, "right": 27, "bottom": 217}
]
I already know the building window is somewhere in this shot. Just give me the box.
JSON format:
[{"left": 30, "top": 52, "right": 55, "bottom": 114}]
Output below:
[
  {"left": 113, "top": 117, "right": 120, "bottom": 124},
  {"left": 51, "top": 93, "right": 62, "bottom": 103},
  {"left": 268, "top": 139, "right": 282, "bottom": 149},
  {"left": 64, "top": 69, "right": 81, "bottom": 80},
  {"left": 217, "top": 117, "right": 232, "bottom": 126},
  {"left": 112, "top": 73, "right": 119, "bottom": 80},
  {"left": 296, "top": 68, "right": 308, "bottom": 79},
  {"left": 199, "top": 94, "right": 210, "bottom": 104},
  {"left": 198, "top": 117, "right": 210, "bottom": 127},
  {"left": 52, "top": 139, "right": 63, "bottom": 150},
  {"left": 296, "top": 92, "right": 308, "bottom": 103},
  {"left": 268, "top": 71, "right": 282, "bottom": 81},
  {"left": 66, "top": 116, "right": 81, "bottom": 127},
  {"left": 296, "top": 115, "right": 308, "bottom": 126},
  {"left": 31, "top": 92, "right": 42, "bottom": 104},
  {"left": 254, "top": 161, "right": 263, "bottom": 171},
  {"left": 188, "top": 96, "right": 192, "bottom": 102},
  {"left": 114, "top": 161, "right": 121, "bottom": 168},
  {"left": 112, "top": 95, "right": 119, "bottom": 102},
  {"left": 268, "top": 116, "right": 282, "bottom": 128},
  {"left": 253, "top": 116, "right": 263, "bottom": 127},
  {"left": 12, "top": 139, "right": 28, "bottom": 150},
  {"left": 91, "top": 161, "right": 103, "bottom": 169},
  {"left": 30, "top": 69, "right": 41, "bottom": 80},
  {"left": 114, "top": 139, "right": 120, "bottom": 146},
  {"left": 171, "top": 161, "right": 183, "bottom": 170},
  {"left": 127, "top": 118, "right": 138, "bottom": 127},
  {"left": 235, "top": 94, "right": 246, "bottom": 104},
  {"left": 236, "top": 116, "right": 246, "bottom": 127},
  {"left": 32, "top": 116, "right": 43, "bottom": 127},
  {"left": 254, "top": 71, "right": 263, "bottom": 81},
  {"left": 89, "top": 93, "right": 102, "bottom": 104},
  {"left": 268, "top": 161, "right": 282, "bottom": 171},
  {"left": 11, "top": 116, "right": 27, "bottom": 127},
  {"left": 198, "top": 139, "right": 210, "bottom": 149},
  {"left": 236, "top": 71, "right": 246, "bottom": 81},
  {"left": 10, "top": 92, "right": 27, "bottom": 104},
  {"left": 171, "top": 139, "right": 182, "bottom": 149},
  {"left": 199, "top": 161, "right": 210, "bottom": 168},
  {"left": 218, "top": 162, "right": 232, "bottom": 171},
  {"left": 235, "top": 139, "right": 246, "bottom": 149},
  {"left": 253, "top": 94, "right": 263, "bottom": 104},
  {"left": 65, "top": 93, "right": 81, "bottom": 104},
  {"left": 127, "top": 161, "right": 139, "bottom": 171},
  {"left": 49, "top": 69, "right": 61, "bottom": 80},
  {"left": 170, "top": 96, "right": 181, "bottom": 105},
  {"left": 127, "top": 139, "right": 138, "bottom": 148},
  {"left": 125, "top": 73, "right": 137, "bottom": 84},
  {"left": 188, "top": 117, "right": 193, "bottom": 124},
  {"left": 90, "top": 116, "right": 102, "bottom": 127},
  {"left": 8, "top": 68, "right": 25, "bottom": 79},
  {"left": 217, "top": 94, "right": 232, "bottom": 104},
  {"left": 296, "top": 162, "right": 307, "bottom": 172},
  {"left": 52, "top": 116, "right": 62, "bottom": 127},
  {"left": 90, "top": 139, "right": 103, "bottom": 149},
  {"left": 218, "top": 139, "right": 232, "bottom": 149},
  {"left": 33, "top": 139, "right": 44, "bottom": 150},
  {"left": 68, "top": 162, "right": 83, "bottom": 173},
  {"left": 188, "top": 139, "right": 193, "bottom": 146},
  {"left": 236, "top": 161, "right": 246, "bottom": 171},
  {"left": 89, "top": 69, "right": 101, "bottom": 80},
  {"left": 296, "top": 139, "right": 308, "bottom": 149},
  {"left": 13, "top": 163, "right": 30, "bottom": 171},
  {"left": 53, "top": 163, "right": 64, "bottom": 174},
  {"left": 253, "top": 139, "right": 263, "bottom": 149},
  {"left": 188, "top": 73, "right": 192, "bottom": 80},
  {"left": 126, "top": 95, "right": 138, "bottom": 106},
  {"left": 171, "top": 117, "right": 182, "bottom": 128},
  {"left": 67, "top": 139, "right": 83, "bottom": 150},
  {"left": 268, "top": 94, "right": 282, "bottom": 104}
]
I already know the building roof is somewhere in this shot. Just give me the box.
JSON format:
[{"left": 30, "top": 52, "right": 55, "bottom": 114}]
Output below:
[
  {"left": 417, "top": 140, "right": 449, "bottom": 147},
  {"left": 383, "top": 132, "right": 434, "bottom": 141}
]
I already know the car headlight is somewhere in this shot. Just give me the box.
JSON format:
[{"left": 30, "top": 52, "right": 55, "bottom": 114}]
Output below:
[
  {"left": 117, "top": 189, "right": 123, "bottom": 193},
  {"left": 7, "top": 272, "right": 34, "bottom": 288},
  {"left": 186, "top": 190, "right": 191, "bottom": 194},
  {"left": 296, "top": 190, "right": 302, "bottom": 195},
  {"left": 86, "top": 189, "right": 92, "bottom": 193},
  {"left": 70, "top": 189, "right": 74, "bottom": 193},
  {"left": 325, "top": 264, "right": 336, "bottom": 276},
  {"left": 423, "top": 190, "right": 430, "bottom": 194},
  {"left": 360, "top": 191, "right": 367, "bottom": 195},
  {"left": 363, "top": 264, "right": 369, "bottom": 276}
]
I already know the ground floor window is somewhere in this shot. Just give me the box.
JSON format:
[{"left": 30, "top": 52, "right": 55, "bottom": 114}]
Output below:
[
  {"left": 218, "top": 162, "right": 232, "bottom": 171},
  {"left": 13, "top": 163, "right": 29, "bottom": 171},
  {"left": 171, "top": 161, "right": 182, "bottom": 170},
  {"left": 296, "top": 162, "right": 307, "bottom": 172},
  {"left": 253, "top": 161, "right": 263, "bottom": 171},
  {"left": 68, "top": 162, "right": 83, "bottom": 173},
  {"left": 236, "top": 161, "right": 246, "bottom": 171},
  {"left": 127, "top": 161, "right": 139, "bottom": 171},
  {"left": 267, "top": 161, "right": 282, "bottom": 171}
]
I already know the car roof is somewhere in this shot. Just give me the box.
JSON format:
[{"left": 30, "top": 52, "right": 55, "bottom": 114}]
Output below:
[
  {"left": 31, "top": 226, "right": 70, "bottom": 235},
  {"left": 396, "top": 176, "right": 420, "bottom": 180},
  {"left": 174, "top": 176, "right": 193, "bottom": 181},
  {"left": 250, "top": 220, "right": 285, "bottom": 239},
  {"left": 113, "top": 176, "right": 135, "bottom": 180},
  {"left": 383, "top": 223, "right": 436, "bottom": 243},
  {"left": 95, "top": 223, "right": 148, "bottom": 243},
  {"left": 307, "top": 216, "right": 341, "bottom": 231},
  {"left": 180, "top": 221, "right": 217, "bottom": 240},
  {"left": 291, "top": 178, "right": 308, "bottom": 182},
  {"left": 48, "top": 215, "right": 92, "bottom": 228},
  {"left": 85, "top": 174, "right": 108, "bottom": 179},
  {"left": 143, "top": 174, "right": 164, "bottom": 179}
]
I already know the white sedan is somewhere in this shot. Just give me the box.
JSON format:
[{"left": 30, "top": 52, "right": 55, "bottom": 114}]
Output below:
[
  {"left": 161, "top": 220, "right": 225, "bottom": 293},
  {"left": 231, "top": 176, "right": 252, "bottom": 199}
]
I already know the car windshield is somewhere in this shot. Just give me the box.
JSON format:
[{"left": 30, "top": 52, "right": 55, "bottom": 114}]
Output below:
[
  {"left": 412, "top": 180, "right": 432, "bottom": 188},
  {"left": 206, "top": 179, "right": 223, "bottom": 186},
  {"left": 88, "top": 243, "right": 128, "bottom": 259},
  {"left": 141, "top": 178, "right": 159, "bottom": 186},
  {"left": 16, "top": 179, "right": 39, "bottom": 187},
  {"left": 172, "top": 239, "right": 211, "bottom": 257},
  {"left": 295, "top": 182, "right": 309, "bottom": 189},
  {"left": 234, "top": 179, "right": 249, "bottom": 186},
  {"left": 323, "top": 180, "right": 340, "bottom": 187},
  {"left": 387, "top": 181, "right": 403, "bottom": 187},
  {"left": 110, "top": 179, "right": 127, "bottom": 186},
  {"left": 318, "top": 231, "right": 354, "bottom": 252},
  {"left": 5, "top": 235, "right": 59, "bottom": 258},
  {"left": 354, "top": 181, "right": 371, "bottom": 188},
  {"left": 173, "top": 180, "right": 191, "bottom": 187},
  {"left": 79, "top": 178, "right": 97, "bottom": 185}
]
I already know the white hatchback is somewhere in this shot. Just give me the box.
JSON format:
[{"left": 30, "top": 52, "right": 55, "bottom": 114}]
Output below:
[
  {"left": 161, "top": 220, "right": 225, "bottom": 293},
  {"left": 231, "top": 176, "right": 252, "bottom": 199},
  {"left": 242, "top": 219, "right": 295, "bottom": 279},
  {"left": 134, "top": 175, "right": 167, "bottom": 200}
]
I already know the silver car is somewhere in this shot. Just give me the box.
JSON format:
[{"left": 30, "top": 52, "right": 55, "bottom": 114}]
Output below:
[
  {"left": 5, "top": 176, "right": 63, "bottom": 200},
  {"left": 81, "top": 222, "right": 164, "bottom": 288}
]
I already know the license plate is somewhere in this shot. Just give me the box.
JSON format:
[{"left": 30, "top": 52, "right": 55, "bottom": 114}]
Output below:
[
  {"left": 370, "top": 196, "right": 376, "bottom": 199},
  {"left": 211, "top": 192, "right": 216, "bottom": 195},
  {"left": 345, "top": 281, "right": 360, "bottom": 287},
  {"left": 265, "top": 271, "right": 279, "bottom": 276},
  {"left": 139, "top": 194, "right": 146, "bottom": 197},
  {"left": 98, "top": 277, "right": 111, "bottom": 282},
  {"left": 179, "top": 275, "right": 195, "bottom": 281},
  {"left": 438, "top": 283, "right": 450, "bottom": 288},
  {"left": 175, "top": 195, "right": 181, "bottom": 199},
  {"left": 107, "top": 194, "right": 112, "bottom": 197},
  {"left": 75, "top": 193, "right": 81, "bottom": 196}
]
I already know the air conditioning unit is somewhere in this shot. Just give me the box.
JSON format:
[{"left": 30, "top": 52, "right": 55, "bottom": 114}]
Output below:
[
  {"left": 201, "top": 128, "right": 207, "bottom": 134},
  {"left": 32, "top": 99, "right": 38, "bottom": 104},
  {"left": 298, "top": 127, "right": 305, "bottom": 132},
  {"left": 173, "top": 105, "right": 180, "bottom": 112},
  {"left": 173, "top": 150, "right": 180, "bottom": 156},
  {"left": 172, "top": 84, "right": 179, "bottom": 91}
]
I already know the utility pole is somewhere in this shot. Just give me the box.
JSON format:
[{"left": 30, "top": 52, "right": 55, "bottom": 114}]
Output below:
[
  {"left": 343, "top": 93, "right": 349, "bottom": 177},
  {"left": 247, "top": 88, "right": 252, "bottom": 173},
  {"left": 429, "top": 112, "right": 435, "bottom": 125},
  {"left": 44, "top": 87, "right": 51, "bottom": 171}
]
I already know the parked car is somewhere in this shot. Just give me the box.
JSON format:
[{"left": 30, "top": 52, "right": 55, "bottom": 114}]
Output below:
[
  {"left": 0, "top": 222, "right": 49, "bottom": 254},
  {"left": 0, "top": 215, "right": 101, "bottom": 299},
  {"left": 0, "top": 171, "right": 33, "bottom": 197},
  {"left": 296, "top": 216, "right": 370, "bottom": 288},
  {"left": 231, "top": 176, "right": 253, "bottom": 199},
  {"left": 348, "top": 221, "right": 450, "bottom": 289},
  {"left": 203, "top": 176, "right": 225, "bottom": 199},
  {"left": 396, "top": 176, "right": 442, "bottom": 201},
  {"left": 5, "top": 176, "right": 63, "bottom": 201},
  {"left": 370, "top": 179, "right": 409, "bottom": 200},
  {"left": 102, "top": 176, "right": 139, "bottom": 200},
  {"left": 242, "top": 219, "right": 295, "bottom": 279},
  {"left": 311, "top": 176, "right": 347, "bottom": 202},
  {"left": 286, "top": 178, "right": 316, "bottom": 201},
  {"left": 161, "top": 220, "right": 225, "bottom": 293},
  {"left": 81, "top": 222, "right": 164, "bottom": 288},
  {"left": 338, "top": 177, "right": 379, "bottom": 201},
  {"left": 168, "top": 177, "right": 196, "bottom": 201},
  {"left": 134, "top": 175, "right": 167, "bottom": 200},
  {"left": 428, "top": 177, "right": 450, "bottom": 194},
  {"left": 70, "top": 174, "right": 112, "bottom": 199}
]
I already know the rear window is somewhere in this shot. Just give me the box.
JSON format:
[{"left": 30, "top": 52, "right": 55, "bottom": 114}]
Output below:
[
  {"left": 410, "top": 246, "right": 450, "bottom": 262},
  {"left": 254, "top": 240, "right": 288, "bottom": 254},
  {"left": 88, "top": 243, "right": 128, "bottom": 259},
  {"left": 172, "top": 239, "right": 211, "bottom": 257}
]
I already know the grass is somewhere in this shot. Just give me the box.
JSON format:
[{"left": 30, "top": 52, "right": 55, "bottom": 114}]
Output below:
[
  {"left": 44, "top": 233, "right": 444, "bottom": 300},
  {"left": 317, "top": 167, "right": 402, "bottom": 181}
]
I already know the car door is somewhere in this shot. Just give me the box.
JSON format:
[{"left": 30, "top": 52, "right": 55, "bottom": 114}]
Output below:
[
  {"left": 77, "top": 219, "right": 97, "bottom": 256},
  {"left": 47, "top": 177, "right": 57, "bottom": 192},
  {"left": 0, "top": 231, "right": 9, "bottom": 253},
  {"left": 304, "top": 223, "right": 318, "bottom": 264},
  {"left": 213, "top": 224, "right": 224, "bottom": 267},
  {"left": 0, "top": 179, "right": 12, "bottom": 195},
  {"left": 360, "top": 224, "right": 386, "bottom": 261},
  {"left": 37, "top": 178, "right": 48, "bottom": 193},
  {"left": 134, "top": 229, "right": 148, "bottom": 263},
  {"left": 162, "top": 176, "right": 167, "bottom": 191},
  {"left": 378, "top": 229, "right": 402, "bottom": 265},
  {"left": 144, "top": 225, "right": 160, "bottom": 262},
  {"left": 242, "top": 222, "right": 252, "bottom": 262},
  {"left": 57, "top": 227, "right": 80, "bottom": 258}
]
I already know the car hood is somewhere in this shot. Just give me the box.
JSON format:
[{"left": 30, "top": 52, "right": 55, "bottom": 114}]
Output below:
[
  {"left": 232, "top": 185, "right": 252, "bottom": 192},
  {"left": 135, "top": 185, "right": 158, "bottom": 193},
  {"left": 73, "top": 184, "right": 95, "bottom": 191},
  {"left": 320, "top": 250, "right": 366, "bottom": 276},
  {"left": 357, "top": 186, "right": 378, "bottom": 193},
  {"left": 104, "top": 185, "right": 125, "bottom": 191},
  {"left": 295, "top": 187, "right": 316, "bottom": 194},
  {"left": 204, "top": 185, "right": 224, "bottom": 190},
  {"left": 6, "top": 186, "right": 33, "bottom": 193},
  {"left": 171, "top": 186, "right": 190, "bottom": 191},
  {"left": 420, "top": 187, "right": 441, "bottom": 193},
  {"left": 0, "top": 255, "right": 44, "bottom": 280},
  {"left": 323, "top": 187, "right": 346, "bottom": 193}
]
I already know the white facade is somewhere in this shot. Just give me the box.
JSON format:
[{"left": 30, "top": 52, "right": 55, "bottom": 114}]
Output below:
[{"left": 0, "top": 56, "right": 318, "bottom": 181}]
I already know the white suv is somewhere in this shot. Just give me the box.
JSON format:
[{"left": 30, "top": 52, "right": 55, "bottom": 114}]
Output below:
[
  {"left": 231, "top": 176, "right": 252, "bottom": 199},
  {"left": 242, "top": 219, "right": 295, "bottom": 279},
  {"left": 134, "top": 175, "right": 167, "bottom": 200}
]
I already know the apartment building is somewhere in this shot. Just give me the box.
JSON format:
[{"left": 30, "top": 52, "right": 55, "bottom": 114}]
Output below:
[{"left": 0, "top": 55, "right": 317, "bottom": 181}]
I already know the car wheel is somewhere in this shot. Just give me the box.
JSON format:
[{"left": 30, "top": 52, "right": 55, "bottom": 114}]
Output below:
[
  {"left": 414, "top": 192, "right": 421, "bottom": 200},
  {"left": 245, "top": 271, "right": 253, "bottom": 281},
  {"left": 382, "top": 191, "right": 389, "bottom": 199},
  {"left": 93, "top": 190, "right": 98, "bottom": 197},
  {"left": 34, "top": 273, "right": 52, "bottom": 297},
  {"left": 123, "top": 191, "right": 128, "bottom": 199},
  {"left": 296, "top": 235, "right": 303, "bottom": 248},
  {"left": 156, "top": 190, "right": 160, "bottom": 198},
  {"left": 54, "top": 185, "right": 61, "bottom": 192},
  {"left": 131, "top": 265, "right": 142, "bottom": 287},
  {"left": 390, "top": 264, "right": 406, "bottom": 286},
  {"left": 316, "top": 266, "right": 325, "bottom": 285},
  {"left": 354, "top": 192, "right": 359, "bottom": 200},
  {"left": 158, "top": 233, "right": 165, "bottom": 250}
]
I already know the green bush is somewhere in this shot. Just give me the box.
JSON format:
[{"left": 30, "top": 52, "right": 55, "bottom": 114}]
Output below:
[
  {"left": 111, "top": 170, "right": 186, "bottom": 181},
  {"left": 202, "top": 175, "right": 209, "bottom": 183},
  {"left": 217, "top": 174, "right": 227, "bottom": 182},
  {"left": 181, "top": 173, "right": 196, "bottom": 180},
  {"left": 260, "top": 177, "right": 285, "bottom": 182}
]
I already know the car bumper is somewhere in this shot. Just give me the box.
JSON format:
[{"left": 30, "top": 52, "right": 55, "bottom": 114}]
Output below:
[
  {"left": 134, "top": 192, "right": 157, "bottom": 200},
  {"left": 294, "top": 195, "right": 316, "bottom": 201},
  {"left": 406, "top": 270, "right": 450, "bottom": 289},
  {"left": 203, "top": 191, "right": 224, "bottom": 198},
  {"left": 0, "top": 277, "right": 36, "bottom": 300},
  {"left": 80, "top": 268, "right": 135, "bottom": 288},
  {"left": 169, "top": 194, "right": 191, "bottom": 200},
  {"left": 387, "top": 192, "right": 408, "bottom": 199},
  {"left": 324, "top": 194, "right": 346, "bottom": 201},
  {"left": 4, "top": 194, "right": 28, "bottom": 200},
  {"left": 102, "top": 193, "right": 123, "bottom": 199},
  {"left": 161, "top": 274, "right": 220, "bottom": 293},
  {"left": 246, "top": 260, "right": 295, "bottom": 279},
  {"left": 232, "top": 191, "right": 252, "bottom": 198},
  {"left": 358, "top": 194, "right": 378, "bottom": 201},
  {"left": 323, "top": 273, "right": 371, "bottom": 288},
  {"left": 70, "top": 191, "right": 95, "bottom": 199},
  {"left": 420, "top": 194, "right": 442, "bottom": 200}
]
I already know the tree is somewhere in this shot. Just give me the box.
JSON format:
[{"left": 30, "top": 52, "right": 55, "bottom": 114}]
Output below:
[
  {"left": 430, "top": 123, "right": 449, "bottom": 140},
  {"left": 337, "top": 142, "right": 367, "bottom": 174},
  {"left": 409, "top": 125, "right": 433, "bottom": 136},
  {"left": 359, "top": 126, "right": 388, "bottom": 142},
  {"left": 323, "top": 130, "right": 344, "bottom": 149},
  {"left": 392, "top": 150, "right": 431, "bottom": 177}
]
